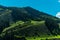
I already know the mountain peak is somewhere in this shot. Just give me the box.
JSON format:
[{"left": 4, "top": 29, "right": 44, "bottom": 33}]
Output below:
[{"left": 24, "top": 6, "right": 32, "bottom": 8}]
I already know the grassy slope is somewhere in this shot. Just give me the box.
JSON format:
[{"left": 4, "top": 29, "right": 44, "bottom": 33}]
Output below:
[
  {"left": 1, "top": 20, "right": 60, "bottom": 40},
  {"left": 15, "top": 35, "right": 60, "bottom": 40},
  {"left": 1, "top": 21, "right": 50, "bottom": 38},
  {"left": 1, "top": 21, "right": 60, "bottom": 40}
]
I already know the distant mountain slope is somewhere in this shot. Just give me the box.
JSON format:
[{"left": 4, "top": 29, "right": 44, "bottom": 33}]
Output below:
[
  {"left": 8, "top": 6, "right": 59, "bottom": 21},
  {"left": 0, "top": 5, "right": 60, "bottom": 40},
  {"left": 0, "top": 6, "right": 59, "bottom": 22}
]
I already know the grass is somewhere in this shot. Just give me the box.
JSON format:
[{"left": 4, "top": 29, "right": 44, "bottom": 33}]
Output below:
[
  {"left": 2, "top": 21, "right": 44, "bottom": 33},
  {"left": 2, "top": 21, "right": 24, "bottom": 32},
  {"left": 15, "top": 35, "right": 60, "bottom": 40},
  {"left": 26, "top": 36, "right": 60, "bottom": 40},
  {"left": 1, "top": 20, "right": 60, "bottom": 40}
]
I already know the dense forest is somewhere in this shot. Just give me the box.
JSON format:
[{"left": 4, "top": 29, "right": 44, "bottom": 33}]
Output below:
[{"left": 0, "top": 5, "right": 60, "bottom": 40}]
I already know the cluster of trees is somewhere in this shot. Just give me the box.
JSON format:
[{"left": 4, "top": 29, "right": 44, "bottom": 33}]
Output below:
[
  {"left": 0, "top": 10, "right": 11, "bottom": 33},
  {"left": 45, "top": 18, "right": 60, "bottom": 35}
]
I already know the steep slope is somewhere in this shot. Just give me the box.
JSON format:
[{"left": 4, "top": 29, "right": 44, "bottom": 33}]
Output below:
[
  {"left": 0, "top": 21, "right": 52, "bottom": 40},
  {"left": 0, "top": 20, "right": 60, "bottom": 40},
  {"left": 8, "top": 6, "right": 60, "bottom": 21},
  {"left": 0, "top": 5, "right": 60, "bottom": 40},
  {"left": 0, "top": 8, "right": 12, "bottom": 33},
  {"left": 0, "top": 6, "right": 59, "bottom": 24}
]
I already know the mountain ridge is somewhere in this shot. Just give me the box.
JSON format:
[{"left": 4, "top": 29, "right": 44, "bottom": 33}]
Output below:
[{"left": 0, "top": 5, "right": 60, "bottom": 40}]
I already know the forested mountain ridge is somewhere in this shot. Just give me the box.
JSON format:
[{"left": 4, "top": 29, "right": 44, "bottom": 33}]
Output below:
[{"left": 0, "top": 5, "right": 60, "bottom": 40}]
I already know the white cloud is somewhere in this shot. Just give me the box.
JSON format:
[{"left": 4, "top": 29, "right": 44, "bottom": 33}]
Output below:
[{"left": 56, "top": 12, "right": 60, "bottom": 18}]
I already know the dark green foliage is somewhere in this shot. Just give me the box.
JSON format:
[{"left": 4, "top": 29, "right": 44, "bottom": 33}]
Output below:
[
  {"left": 14, "top": 37, "right": 27, "bottom": 40},
  {"left": 45, "top": 18, "right": 60, "bottom": 35},
  {"left": 1, "top": 21, "right": 51, "bottom": 38},
  {"left": 0, "top": 10, "right": 11, "bottom": 33},
  {"left": 0, "top": 5, "right": 60, "bottom": 40}
]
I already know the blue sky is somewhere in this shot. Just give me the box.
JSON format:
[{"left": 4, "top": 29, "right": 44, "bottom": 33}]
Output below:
[{"left": 0, "top": 0, "right": 60, "bottom": 16}]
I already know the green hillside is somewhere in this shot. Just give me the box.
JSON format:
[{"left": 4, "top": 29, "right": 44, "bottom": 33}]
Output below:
[
  {"left": 0, "top": 5, "right": 60, "bottom": 40},
  {"left": 0, "top": 20, "right": 60, "bottom": 40}
]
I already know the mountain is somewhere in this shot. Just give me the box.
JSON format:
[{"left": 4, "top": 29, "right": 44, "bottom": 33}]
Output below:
[{"left": 0, "top": 5, "right": 60, "bottom": 40}]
